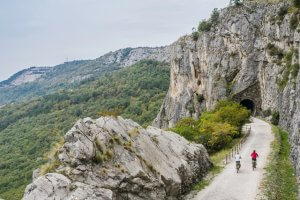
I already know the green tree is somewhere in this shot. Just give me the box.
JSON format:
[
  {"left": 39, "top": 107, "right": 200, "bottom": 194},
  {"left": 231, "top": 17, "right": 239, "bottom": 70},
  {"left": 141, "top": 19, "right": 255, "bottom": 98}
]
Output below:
[
  {"left": 171, "top": 100, "right": 250, "bottom": 152},
  {"left": 198, "top": 20, "right": 212, "bottom": 32}
]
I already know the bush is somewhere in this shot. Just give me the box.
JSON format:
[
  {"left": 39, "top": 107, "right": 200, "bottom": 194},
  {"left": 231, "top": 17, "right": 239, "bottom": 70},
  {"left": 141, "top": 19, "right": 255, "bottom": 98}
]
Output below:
[
  {"left": 291, "top": 63, "right": 300, "bottom": 79},
  {"left": 263, "top": 109, "right": 272, "bottom": 117},
  {"left": 212, "top": 100, "right": 251, "bottom": 129},
  {"left": 233, "top": 0, "right": 242, "bottom": 6},
  {"left": 197, "top": 8, "right": 219, "bottom": 33},
  {"left": 278, "top": 6, "right": 288, "bottom": 21},
  {"left": 293, "top": 0, "right": 300, "bottom": 8},
  {"left": 198, "top": 20, "right": 212, "bottom": 32},
  {"left": 211, "top": 8, "right": 220, "bottom": 25},
  {"left": 277, "top": 49, "right": 298, "bottom": 90},
  {"left": 197, "top": 94, "right": 205, "bottom": 103},
  {"left": 171, "top": 118, "right": 198, "bottom": 142},
  {"left": 266, "top": 43, "right": 284, "bottom": 59},
  {"left": 199, "top": 121, "right": 238, "bottom": 151},
  {"left": 271, "top": 111, "right": 280, "bottom": 125},
  {"left": 192, "top": 31, "right": 199, "bottom": 41},
  {"left": 290, "top": 14, "right": 299, "bottom": 30},
  {"left": 172, "top": 100, "right": 250, "bottom": 152}
]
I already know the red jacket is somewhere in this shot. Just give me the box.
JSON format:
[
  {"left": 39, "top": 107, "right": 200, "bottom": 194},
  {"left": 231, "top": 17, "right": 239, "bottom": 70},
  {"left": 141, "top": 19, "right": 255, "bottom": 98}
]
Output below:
[{"left": 251, "top": 152, "right": 259, "bottom": 159}]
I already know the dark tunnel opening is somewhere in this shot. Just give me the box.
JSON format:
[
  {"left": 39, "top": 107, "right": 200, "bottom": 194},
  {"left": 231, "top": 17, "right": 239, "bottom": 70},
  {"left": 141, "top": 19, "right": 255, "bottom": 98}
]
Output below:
[{"left": 240, "top": 99, "right": 255, "bottom": 114}]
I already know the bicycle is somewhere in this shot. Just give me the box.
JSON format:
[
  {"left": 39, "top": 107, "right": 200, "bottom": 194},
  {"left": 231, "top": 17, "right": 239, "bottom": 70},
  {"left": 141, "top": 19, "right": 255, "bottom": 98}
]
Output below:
[
  {"left": 236, "top": 161, "right": 241, "bottom": 173},
  {"left": 252, "top": 160, "right": 256, "bottom": 171}
]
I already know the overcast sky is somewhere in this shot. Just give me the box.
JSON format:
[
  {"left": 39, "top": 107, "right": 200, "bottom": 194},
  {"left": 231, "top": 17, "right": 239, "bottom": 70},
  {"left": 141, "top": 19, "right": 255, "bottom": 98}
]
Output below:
[{"left": 0, "top": 0, "right": 229, "bottom": 81}]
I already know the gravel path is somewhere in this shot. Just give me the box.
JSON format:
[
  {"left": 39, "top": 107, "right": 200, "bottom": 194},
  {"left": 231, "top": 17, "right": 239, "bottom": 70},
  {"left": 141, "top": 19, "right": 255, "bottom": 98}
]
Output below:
[{"left": 193, "top": 118, "right": 274, "bottom": 200}]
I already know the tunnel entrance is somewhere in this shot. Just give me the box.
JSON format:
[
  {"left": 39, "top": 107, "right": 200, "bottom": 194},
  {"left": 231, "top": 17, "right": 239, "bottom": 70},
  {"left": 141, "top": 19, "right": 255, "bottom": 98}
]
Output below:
[{"left": 240, "top": 99, "right": 255, "bottom": 114}]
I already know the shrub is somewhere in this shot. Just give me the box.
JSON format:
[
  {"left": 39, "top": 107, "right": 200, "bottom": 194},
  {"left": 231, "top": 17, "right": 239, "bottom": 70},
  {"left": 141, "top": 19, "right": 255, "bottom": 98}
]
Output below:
[
  {"left": 171, "top": 118, "right": 199, "bottom": 142},
  {"left": 40, "top": 139, "right": 64, "bottom": 175},
  {"left": 199, "top": 121, "right": 238, "bottom": 151},
  {"left": 233, "top": 0, "right": 242, "bottom": 6},
  {"left": 293, "top": 0, "right": 300, "bottom": 8},
  {"left": 95, "top": 139, "right": 104, "bottom": 152},
  {"left": 290, "top": 14, "right": 299, "bottom": 30},
  {"left": 291, "top": 63, "right": 300, "bottom": 79},
  {"left": 192, "top": 31, "right": 199, "bottom": 41},
  {"left": 40, "top": 160, "right": 61, "bottom": 176},
  {"left": 212, "top": 100, "right": 251, "bottom": 129},
  {"left": 226, "top": 81, "right": 235, "bottom": 97},
  {"left": 198, "top": 20, "right": 212, "bottom": 32},
  {"left": 285, "top": 49, "right": 294, "bottom": 66},
  {"left": 211, "top": 8, "right": 220, "bottom": 25},
  {"left": 263, "top": 109, "right": 272, "bottom": 117},
  {"left": 99, "top": 108, "right": 122, "bottom": 118},
  {"left": 187, "top": 103, "right": 195, "bottom": 113},
  {"left": 278, "top": 69, "right": 290, "bottom": 91},
  {"left": 171, "top": 100, "right": 250, "bottom": 152},
  {"left": 94, "top": 151, "right": 103, "bottom": 164},
  {"left": 277, "top": 49, "right": 297, "bottom": 90},
  {"left": 197, "top": 8, "right": 219, "bottom": 33},
  {"left": 266, "top": 43, "right": 284, "bottom": 59},
  {"left": 278, "top": 6, "right": 288, "bottom": 21},
  {"left": 271, "top": 111, "right": 280, "bottom": 125},
  {"left": 128, "top": 128, "right": 139, "bottom": 138},
  {"left": 197, "top": 94, "right": 205, "bottom": 103}
]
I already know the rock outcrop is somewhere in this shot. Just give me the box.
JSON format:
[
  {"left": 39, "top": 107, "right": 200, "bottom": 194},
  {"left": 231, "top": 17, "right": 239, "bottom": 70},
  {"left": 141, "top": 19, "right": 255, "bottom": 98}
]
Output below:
[
  {"left": 153, "top": 1, "right": 300, "bottom": 181},
  {"left": 98, "top": 46, "right": 171, "bottom": 68},
  {"left": 23, "top": 116, "right": 211, "bottom": 200}
]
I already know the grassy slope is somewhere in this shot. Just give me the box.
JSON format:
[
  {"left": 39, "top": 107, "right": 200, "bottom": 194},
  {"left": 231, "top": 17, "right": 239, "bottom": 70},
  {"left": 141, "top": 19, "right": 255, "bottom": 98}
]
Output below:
[
  {"left": 0, "top": 60, "right": 170, "bottom": 200},
  {"left": 259, "top": 125, "right": 298, "bottom": 200}
]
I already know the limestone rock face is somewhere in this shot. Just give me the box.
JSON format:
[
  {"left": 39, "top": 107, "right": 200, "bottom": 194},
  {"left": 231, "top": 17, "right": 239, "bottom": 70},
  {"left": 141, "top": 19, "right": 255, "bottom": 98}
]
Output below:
[
  {"left": 153, "top": 2, "right": 300, "bottom": 179},
  {"left": 22, "top": 117, "right": 211, "bottom": 200},
  {"left": 99, "top": 46, "right": 171, "bottom": 68}
]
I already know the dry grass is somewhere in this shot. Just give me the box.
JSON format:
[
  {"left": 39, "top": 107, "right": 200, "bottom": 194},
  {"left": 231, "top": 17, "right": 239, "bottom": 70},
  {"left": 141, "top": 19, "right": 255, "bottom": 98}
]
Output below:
[{"left": 40, "top": 138, "right": 65, "bottom": 175}]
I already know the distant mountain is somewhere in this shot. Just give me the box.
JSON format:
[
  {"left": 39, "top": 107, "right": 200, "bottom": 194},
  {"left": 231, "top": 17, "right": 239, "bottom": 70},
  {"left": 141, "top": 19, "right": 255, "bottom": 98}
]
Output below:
[{"left": 0, "top": 46, "right": 171, "bottom": 104}]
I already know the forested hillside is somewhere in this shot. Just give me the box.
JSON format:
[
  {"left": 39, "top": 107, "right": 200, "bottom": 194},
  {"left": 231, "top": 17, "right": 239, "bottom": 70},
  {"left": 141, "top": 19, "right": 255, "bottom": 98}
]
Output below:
[{"left": 0, "top": 60, "right": 170, "bottom": 200}]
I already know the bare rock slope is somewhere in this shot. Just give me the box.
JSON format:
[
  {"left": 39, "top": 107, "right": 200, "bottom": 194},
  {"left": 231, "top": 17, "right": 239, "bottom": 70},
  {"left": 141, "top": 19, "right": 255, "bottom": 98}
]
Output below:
[{"left": 22, "top": 116, "right": 211, "bottom": 200}]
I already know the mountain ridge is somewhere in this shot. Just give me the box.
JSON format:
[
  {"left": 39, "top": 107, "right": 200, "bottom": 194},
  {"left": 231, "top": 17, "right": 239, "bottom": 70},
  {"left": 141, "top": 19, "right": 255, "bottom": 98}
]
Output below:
[{"left": 0, "top": 46, "right": 171, "bottom": 104}]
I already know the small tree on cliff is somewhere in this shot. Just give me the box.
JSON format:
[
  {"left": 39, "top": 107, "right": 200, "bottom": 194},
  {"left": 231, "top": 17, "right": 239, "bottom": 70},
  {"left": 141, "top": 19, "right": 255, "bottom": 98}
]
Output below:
[{"left": 231, "top": 0, "right": 242, "bottom": 6}]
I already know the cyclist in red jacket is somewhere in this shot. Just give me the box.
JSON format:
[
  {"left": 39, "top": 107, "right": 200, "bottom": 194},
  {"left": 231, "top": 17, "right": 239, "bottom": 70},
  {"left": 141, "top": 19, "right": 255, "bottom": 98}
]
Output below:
[
  {"left": 251, "top": 150, "right": 259, "bottom": 161},
  {"left": 251, "top": 150, "right": 259, "bottom": 170}
]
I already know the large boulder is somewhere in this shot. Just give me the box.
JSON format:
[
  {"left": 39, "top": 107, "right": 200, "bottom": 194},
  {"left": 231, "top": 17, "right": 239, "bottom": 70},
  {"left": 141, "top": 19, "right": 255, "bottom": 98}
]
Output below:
[{"left": 23, "top": 116, "right": 211, "bottom": 200}]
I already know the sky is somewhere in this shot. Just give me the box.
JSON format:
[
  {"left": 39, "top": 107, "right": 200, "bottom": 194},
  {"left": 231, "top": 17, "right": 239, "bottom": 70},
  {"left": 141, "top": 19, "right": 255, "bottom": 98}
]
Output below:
[{"left": 0, "top": 0, "right": 229, "bottom": 81}]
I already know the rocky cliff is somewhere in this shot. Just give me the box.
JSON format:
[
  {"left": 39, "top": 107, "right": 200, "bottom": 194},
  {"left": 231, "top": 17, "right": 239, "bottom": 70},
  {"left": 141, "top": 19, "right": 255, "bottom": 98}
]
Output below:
[
  {"left": 22, "top": 117, "right": 210, "bottom": 200},
  {"left": 154, "top": 1, "right": 300, "bottom": 179}
]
